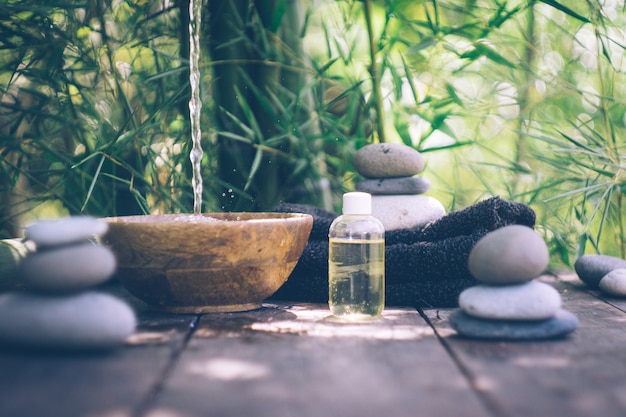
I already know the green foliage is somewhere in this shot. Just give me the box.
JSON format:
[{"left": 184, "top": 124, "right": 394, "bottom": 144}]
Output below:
[
  {"left": 0, "top": 0, "right": 190, "bottom": 236},
  {"left": 0, "top": 0, "right": 624, "bottom": 267}
]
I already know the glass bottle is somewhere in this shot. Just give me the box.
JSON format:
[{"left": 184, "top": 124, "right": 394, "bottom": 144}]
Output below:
[{"left": 328, "top": 192, "right": 385, "bottom": 321}]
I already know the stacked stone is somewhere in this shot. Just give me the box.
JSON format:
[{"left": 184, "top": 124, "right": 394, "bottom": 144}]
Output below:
[
  {"left": 352, "top": 143, "right": 446, "bottom": 230},
  {"left": 0, "top": 217, "right": 136, "bottom": 351},
  {"left": 575, "top": 254, "right": 626, "bottom": 297},
  {"left": 450, "top": 225, "right": 579, "bottom": 340}
]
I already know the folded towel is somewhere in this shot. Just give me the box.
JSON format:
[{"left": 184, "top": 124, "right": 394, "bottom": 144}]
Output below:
[{"left": 272, "top": 196, "right": 536, "bottom": 308}]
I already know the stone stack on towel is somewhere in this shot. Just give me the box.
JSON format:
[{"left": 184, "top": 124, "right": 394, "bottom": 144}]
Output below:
[
  {"left": 352, "top": 143, "right": 446, "bottom": 230},
  {"left": 273, "top": 196, "right": 536, "bottom": 307}
]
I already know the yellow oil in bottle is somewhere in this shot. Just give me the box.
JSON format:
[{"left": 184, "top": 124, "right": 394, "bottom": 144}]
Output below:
[{"left": 328, "top": 237, "right": 385, "bottom": 321}]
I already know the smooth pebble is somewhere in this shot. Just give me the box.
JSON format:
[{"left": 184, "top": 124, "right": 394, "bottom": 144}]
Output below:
[
  {"left": 574, "top": 254, "right": 626, "bottom": 288},
  {"left": 19, "top": 243, "right": 116, "bottom": 292},
  {"left": 468, "top": 225, "right": 549, "bottom": 284},
  {"left": 371, "top": 195, "right": 445, "bottom": 230},
  {"left": 353, "top": 143, "right": 424, "bottom": 178},
  {"left": 449, "top": 308, "right": 578, "bottom": 340},
  {"left": 0, "top": 291, "right": 136, "bottom": 351},
  {"left": 25, "top": 216, "right": 108, "bottom": 248},
  {"left": 459, "top": 281, "right": 561, "bottom": 320},
  {"left": 355, "top": 176, "right": 431, "bottom": 195},
  {"left": 598, "top": 268, "right": 626, "bottom": 297}
]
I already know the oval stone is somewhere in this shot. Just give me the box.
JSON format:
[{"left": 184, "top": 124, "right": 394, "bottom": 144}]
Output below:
[
  {"left": 355, "top": 176, "right": 431, "bottom": 195},
  {"left": 353, "top": 143, "right": 424, "bottom": 178},
  {"left": 468, "top": 225, "right": 549, "bottom": 284},
  {"left": 371, "top": 195, "right": 445, "bottom": 230},
  {"left": 459, "top": 281, "right": 561, "bottom": 320},
  {"left": 0, "top": 291, "right": 136, "bottom": 351},
  {"left": 574, "top": 254, "right": 626, "bottom": 288},
  {"left": 449, "top": 308, "right": 578, "bottom": 340},
  {"left": 25, "top": 216, "right": 109, "bottom": 248},
  {"left": 19, "top": 243, "right": 116, "bottom": 292},
  {"left": 598, "top": 268, "right": 626, "bottom": 297}
]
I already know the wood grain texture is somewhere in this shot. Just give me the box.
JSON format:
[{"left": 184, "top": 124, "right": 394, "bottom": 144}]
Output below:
[
  {"left": 2, "top": 273, "right": 626, "bottom": 417},
  {"left": 424, "top": 274, "right": 626, "bottom": 417},
  {"left": 0, "top": 302, "right": 197, "bottom": 417},
  {"left": 102, "top": 213, "right": 313, "bottom": 313},
  {"left": 145, "top": 304, "right": 488, "bottom": 417}
]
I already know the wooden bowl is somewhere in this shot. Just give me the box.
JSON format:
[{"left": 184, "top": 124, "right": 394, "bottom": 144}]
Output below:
[{"left": 102, "top": 212, "right": 313, "bottom": 313}]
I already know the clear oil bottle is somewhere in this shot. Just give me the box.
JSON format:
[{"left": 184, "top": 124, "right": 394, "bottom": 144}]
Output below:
[{"left": 328, "top": 192, "right": 385, "bottom": 321}]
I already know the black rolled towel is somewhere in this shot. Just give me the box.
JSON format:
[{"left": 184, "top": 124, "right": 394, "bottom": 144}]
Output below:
[{"left": 272, "top": 196, "right": 536, "bottom": 308}]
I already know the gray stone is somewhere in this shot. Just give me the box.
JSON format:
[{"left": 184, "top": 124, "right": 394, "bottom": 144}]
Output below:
[
  {"left": 0, "top": 291, "right": 136, "bottom": 351},
  {"left": 353, "top": 143, "right": 424, "bottom": 178},
  {"left": 574, "top": 254, "right": 626, "bottom": 288},
  {"left": 355, "top": 176, "right": 431, "bottom": 195},
  {"left": 468, "top": 225, "right": 549, "bottom": 284},
  {"left": 449, "top": 308, "right": 578, "bottom": 340},
  {"left": 19, "top": 243, "right": 116, "bottom": 293},
  {"left": 459, "top": 281, "right": 561, "bottom": 320},
  {"left": 25, "top": 216, "right": 109, "bottom": 248},
  {"left": 371, "top": 195, "right": 445, "bottom": 230},
  {"left": 598, "top": 268, "right": 626, "bottom": 297}
]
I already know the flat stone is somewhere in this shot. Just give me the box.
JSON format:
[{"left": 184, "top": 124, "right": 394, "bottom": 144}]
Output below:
[
  {"left": 0, "top": 291, "right": 136, "bottom": 351},
  {"left": 598, "top": 268, "right": 626, "bottom": 297},
  {"left": 371, "top": 195, "right": 445, "bottom": 230},
  {"left": 353, "top": 143, "right": 424, "bottom": 178},
  {"left": 459, "top": 281, "right": 561, "bottom": 320},
  {"left": 25, "top": 216, "right": 109, "bottom": 248},
  {"left": 19, "top": 243, "right": 116, "bottom": 293},
  {"left": 355, "top": 176, "right": 431, "bottom": 195},
  {"left": 468, "top": 225, "right": 549, "bottom": 284},
  {"left": 574, "top": 254, "right": 626, "bottom": 288},
  {"left": 449, "top": 308, "right": 578, "bottom": 340}
]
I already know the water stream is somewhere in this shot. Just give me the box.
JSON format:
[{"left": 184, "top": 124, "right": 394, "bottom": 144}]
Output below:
[{"left": 189, "top": 0, "right": 203, "bottom": 214}]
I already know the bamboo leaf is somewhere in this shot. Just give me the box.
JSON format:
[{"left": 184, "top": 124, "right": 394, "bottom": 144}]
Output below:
[
  {"left": 539, "top": 0, "right": 591, "bottom": 23},
  {"left": 461, "top": 41, "right": 517, "bottom": 69},
  {"left": 244, "top": 147, "right": 264, "bottom": 192},
  {"left": 80, "top": 153, "right": 105, "bottom": 213}
]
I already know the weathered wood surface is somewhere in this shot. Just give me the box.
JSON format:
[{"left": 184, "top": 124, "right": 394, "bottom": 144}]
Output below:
[
  {"left": 0, "top": 273, "right": 626, "bottom": 417},
  {"left": 0, "top": 308, "right": 197, "bottom": 417},
  {"left": 145, "top": 304, "right": 486, "bottom": 417},
  {"left": 424, "top": 273, "right": 626, "bottom": 417}
]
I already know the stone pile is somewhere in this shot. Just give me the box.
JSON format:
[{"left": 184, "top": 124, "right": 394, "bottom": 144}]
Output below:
[
  {"left": 352, "top": 143, "right": 445, "bottom": 230},
  {"left": 450, "top": 225, "right": 578, "bottom": 340},
  {"left": 0, "top": 217, "right": 136, "bottom": 351},
  {"left": 575, "top": 254, "right": 626, "bottom": 297}
]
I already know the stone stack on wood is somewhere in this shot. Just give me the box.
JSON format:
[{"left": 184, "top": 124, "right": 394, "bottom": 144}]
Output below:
[
  {"left": 0, "top": 217, "right": 136, "bottom": 351},
  {"left": 575, "top": 254, "right": 626, "bottom": 297},
  {"left": 352, "top": 143, "right": 445, "bottom": 230},
  {"left": 450, "top": 225, "right": 578, "bottom": 340}
]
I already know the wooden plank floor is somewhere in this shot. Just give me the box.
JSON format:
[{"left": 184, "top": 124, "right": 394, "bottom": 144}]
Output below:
[
  {"left": 1, "top": 273, "right": 626, "bottom": 417},
  {"left": 425, "top": 274, "right": 626, "bottom": 417}
]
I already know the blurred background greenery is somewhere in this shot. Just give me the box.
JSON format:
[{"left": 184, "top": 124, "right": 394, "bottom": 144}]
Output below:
[{"left": 0, "top": 0, "right": 624, "bottom": 267}]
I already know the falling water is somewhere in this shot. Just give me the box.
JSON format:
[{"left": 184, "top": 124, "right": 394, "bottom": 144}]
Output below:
[{"left": 189, "top": 0, "right": 203, "bottom": 214}]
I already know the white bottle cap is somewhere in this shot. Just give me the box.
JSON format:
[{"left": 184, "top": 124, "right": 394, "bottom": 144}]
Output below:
[{"left": 342, "top": 192, "right": 372, "bottom": 215}]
